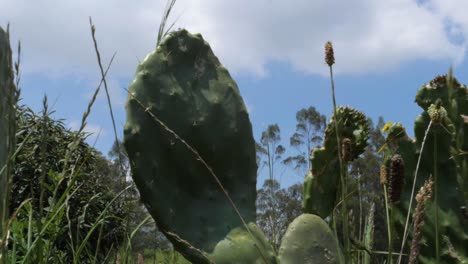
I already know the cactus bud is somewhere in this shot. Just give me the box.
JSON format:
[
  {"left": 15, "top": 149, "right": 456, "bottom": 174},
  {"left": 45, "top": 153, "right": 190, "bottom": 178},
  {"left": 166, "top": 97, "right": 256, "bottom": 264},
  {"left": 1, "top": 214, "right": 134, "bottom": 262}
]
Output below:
[
  {"left": 388, "top": 154, "right": 405, "bottom": 204},
  {"left": 325, "top": 41, "right": 335, "bottom": 66},
  {"left": 427, "top": 99, "right": 447, "bottom": 124}
]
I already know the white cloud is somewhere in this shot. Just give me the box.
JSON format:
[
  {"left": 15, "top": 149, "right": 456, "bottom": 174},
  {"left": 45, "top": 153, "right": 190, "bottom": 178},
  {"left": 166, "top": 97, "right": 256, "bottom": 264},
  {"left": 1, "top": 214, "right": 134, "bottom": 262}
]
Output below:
[
  {"left": 420, "top": 0, "right": 468, "bottom": 44},
  {"left": 0, "top": 0, "right": 466, "bottom": 79}
]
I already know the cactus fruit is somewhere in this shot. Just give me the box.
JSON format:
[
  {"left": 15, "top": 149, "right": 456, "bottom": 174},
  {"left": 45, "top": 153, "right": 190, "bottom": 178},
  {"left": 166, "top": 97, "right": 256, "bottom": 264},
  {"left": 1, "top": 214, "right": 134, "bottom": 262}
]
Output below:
[
  {"left": 383, "top": 74, "right": 468, "bottom": 263},
  {"left": 0, "top": 25, "right": 16, "bottom": 259},
  {"left": 124, "top": 29, "right": 269, "bottom": 263},
  {"left": 278, "top": 214, "right": 343, "bottom": 264},
  {"left": 303, "top": 106, "right": 370, "bottom": 218}
]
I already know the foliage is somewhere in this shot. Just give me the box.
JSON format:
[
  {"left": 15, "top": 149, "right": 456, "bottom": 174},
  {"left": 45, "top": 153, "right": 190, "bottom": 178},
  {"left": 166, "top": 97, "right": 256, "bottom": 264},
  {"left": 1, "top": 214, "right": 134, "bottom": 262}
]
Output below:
[
  {"left": 256, "top": 124, "right": 286, "bottom": 177},
  {"left": 3, "top": 3, "right": 466, "bottom": 261},
  {"left": 255, "top": 124, "right": 286, "bottom": 251},
  {"left": 381, "top": 74, "right": 468, "bottom": 263},
  {"left": 303, "top": 106, "right": 370, "bottom": 218},
  {"left": 284, "top": 106, "right": 326, "bottom": 175},
  {"left": 256, "top": 179, "right": 302, "bottom": 248},
  {"left": 347, "top": 117, "right": 388, "bottom": 263},
  {"left": 0, "top": 24, "right": 18, "bottom": 263},
  {"left": 8, "top": 106, "right": 126, "bottom": 262}
]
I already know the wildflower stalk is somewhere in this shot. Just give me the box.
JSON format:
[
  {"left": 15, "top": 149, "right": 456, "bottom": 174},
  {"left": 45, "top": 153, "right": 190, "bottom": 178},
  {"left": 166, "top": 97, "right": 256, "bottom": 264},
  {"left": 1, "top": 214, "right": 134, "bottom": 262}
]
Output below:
[
  {"left": 433, "top": 135, "right": 439, "bottom": 262},
  {"left": 380, "top": 162, "right": 393, "bottom": 264},
  {"left": 325, "top": 41, "right": 349, "bottom": 260},
  {"left": 383, "top": 185, "right": 392, "bottom": 264},
  {"left": 409, "top": 178, "right": 434, "bottom": 264},
  {"left": 397, "top": 120, "right": 432, "bottom": 264}
]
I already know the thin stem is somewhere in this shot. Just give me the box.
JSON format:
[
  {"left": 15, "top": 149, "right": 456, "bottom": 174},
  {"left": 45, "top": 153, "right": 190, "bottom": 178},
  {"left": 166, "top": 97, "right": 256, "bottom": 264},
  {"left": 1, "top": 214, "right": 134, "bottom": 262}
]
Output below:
[
  {"left": 358, "top": 171, "right": 362, "bottom": 263},
  {"left": 397, "top": 120, "right": 433, "bottom": 264},
  {"left": 39, "top": 96, "right": 49, "bottom": 219},
  {"left": 93, "top": 222, "right": 104, "bottom": 263},
  {"left": 88, "top": 17, "right": 129, "bottom": 235},
  {"left": 329, "top": 65, "right": 349, "bottom": 260},
  {"left": 383, "top": 185, "right": 392, "bottom": 264},
  {"left": 434, "top": 134, "right": 439, "bottom": 263},
  {"left": 332, "top": 212, "right": 343, "bottom": 263}
]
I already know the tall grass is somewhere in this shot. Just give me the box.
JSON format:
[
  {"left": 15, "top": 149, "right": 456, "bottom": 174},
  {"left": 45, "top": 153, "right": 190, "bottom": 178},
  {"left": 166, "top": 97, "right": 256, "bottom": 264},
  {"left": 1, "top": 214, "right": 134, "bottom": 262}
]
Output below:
[
  {"left": 0, "top": 19, "right": 129, "bottom": 263},
  {"left": 2, "top": 1, "right": 198, "bottom": 263},
  {"left": 0, "top": 24, "right": 20, "bottom": 264}
]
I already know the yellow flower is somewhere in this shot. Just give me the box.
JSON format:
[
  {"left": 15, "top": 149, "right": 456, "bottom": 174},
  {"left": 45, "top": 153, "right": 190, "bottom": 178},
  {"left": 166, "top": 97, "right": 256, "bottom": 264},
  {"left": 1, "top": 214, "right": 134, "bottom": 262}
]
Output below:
[{"left": 382, "top": 121, "right": 393, "bottom": 132}]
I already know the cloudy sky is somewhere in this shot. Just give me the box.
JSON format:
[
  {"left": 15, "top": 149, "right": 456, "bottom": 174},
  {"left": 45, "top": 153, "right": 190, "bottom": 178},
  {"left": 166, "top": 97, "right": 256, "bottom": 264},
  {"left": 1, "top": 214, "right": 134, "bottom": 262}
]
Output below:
[{"left": 1, "top": 0, "right": 468, "bottom": 187}]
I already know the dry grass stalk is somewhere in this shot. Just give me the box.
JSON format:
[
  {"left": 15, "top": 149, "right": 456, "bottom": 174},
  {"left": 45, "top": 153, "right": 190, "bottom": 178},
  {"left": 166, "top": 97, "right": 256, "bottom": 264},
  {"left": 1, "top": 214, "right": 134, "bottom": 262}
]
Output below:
[
  {"left": 380, "top": 164, "right": 388, "bottom": 185},
  {"left": 408, "top": 178, "right": 434, "bottom": 264}
]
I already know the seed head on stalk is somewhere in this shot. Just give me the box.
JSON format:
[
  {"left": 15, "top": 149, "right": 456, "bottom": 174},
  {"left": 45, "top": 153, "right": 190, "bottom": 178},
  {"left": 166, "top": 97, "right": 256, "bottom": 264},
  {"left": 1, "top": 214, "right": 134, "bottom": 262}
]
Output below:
[
  {"left": 325, "top": 41, "right": 335, "bottom": 66},
  {"left": 409, "top": 178, "right": 434, "bottom": 264}
]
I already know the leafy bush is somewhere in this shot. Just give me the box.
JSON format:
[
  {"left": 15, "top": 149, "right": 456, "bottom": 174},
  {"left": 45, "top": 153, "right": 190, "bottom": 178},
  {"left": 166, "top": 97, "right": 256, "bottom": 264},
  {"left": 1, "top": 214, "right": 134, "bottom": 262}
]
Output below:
[{"left": 8, "top": 106, "right": 126, "bottom": 262}]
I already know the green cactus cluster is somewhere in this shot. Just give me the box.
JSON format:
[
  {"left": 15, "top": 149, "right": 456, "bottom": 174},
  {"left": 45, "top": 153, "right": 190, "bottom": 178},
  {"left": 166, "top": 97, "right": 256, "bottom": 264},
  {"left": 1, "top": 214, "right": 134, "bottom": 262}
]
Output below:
[
  {"left": 381, "top": 74, "right": 468, "bottom": 263},
  {"left": 124, "top": 29, "right": 344, "bottom": 263},
  {"left": 303, "top": 106, "right": 370, "bottom": 218},
  {"left": 124, "top": 28, "right": 467, "bottom": 264}
]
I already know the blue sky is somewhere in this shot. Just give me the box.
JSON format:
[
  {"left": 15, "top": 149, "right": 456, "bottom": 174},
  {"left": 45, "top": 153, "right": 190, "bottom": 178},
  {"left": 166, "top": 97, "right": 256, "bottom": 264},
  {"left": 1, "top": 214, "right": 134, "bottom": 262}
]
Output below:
[{"left": 2, "top": 0, "right": 468, "bottom": 188}]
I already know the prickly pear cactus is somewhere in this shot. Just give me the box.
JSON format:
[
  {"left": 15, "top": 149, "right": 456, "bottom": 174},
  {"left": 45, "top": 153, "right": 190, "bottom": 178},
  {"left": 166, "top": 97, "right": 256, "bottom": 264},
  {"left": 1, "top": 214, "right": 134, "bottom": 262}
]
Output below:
[
  {"left": 382, "top": 75, "right": 468, "bottom": 263},
  {"left": 0, "top": 25, "right": 16, "bottom": 258},
  {"left": 124, "top": 29, "right": 275, "bottom": 263},
  {"left": 278, "top": 214, "right": 343, "bottom": 264},
  {"left": 303, "top": 106, "right": 370, "bottom": 218},
  {"left": 210, "top": 223, "right": 277, "bottom": 264}
]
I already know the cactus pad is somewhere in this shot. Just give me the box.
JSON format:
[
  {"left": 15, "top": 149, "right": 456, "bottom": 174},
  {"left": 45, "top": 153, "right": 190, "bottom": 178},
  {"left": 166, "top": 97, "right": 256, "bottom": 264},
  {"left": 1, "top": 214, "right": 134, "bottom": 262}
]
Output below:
[
  {"left": 278, "top": 214, "right": 343, "bottom": 264},
  {"left": 303, "top": 106, "right": 369, "bottom": 218},
  {"left": 384, "top": 74, "right": 468, "bottom": 263},
  {"left": 123, "top": 29, "right": 265, "bottom": 262}
]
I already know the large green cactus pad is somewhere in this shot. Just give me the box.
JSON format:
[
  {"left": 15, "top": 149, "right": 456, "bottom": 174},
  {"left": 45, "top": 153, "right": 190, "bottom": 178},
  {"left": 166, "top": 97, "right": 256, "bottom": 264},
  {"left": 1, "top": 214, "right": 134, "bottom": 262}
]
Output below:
[
  {"left": 303, "top": 107, "right": 369, "bottom": 218},
  {"left": 124, "top": 29, "right": 262, "bottom": 262},
  {"left": 278, "top": 214, "right": 343, "bottom": 264},
  {"left": 384, "top": 75, "right": 468, "bottom": 263}
]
